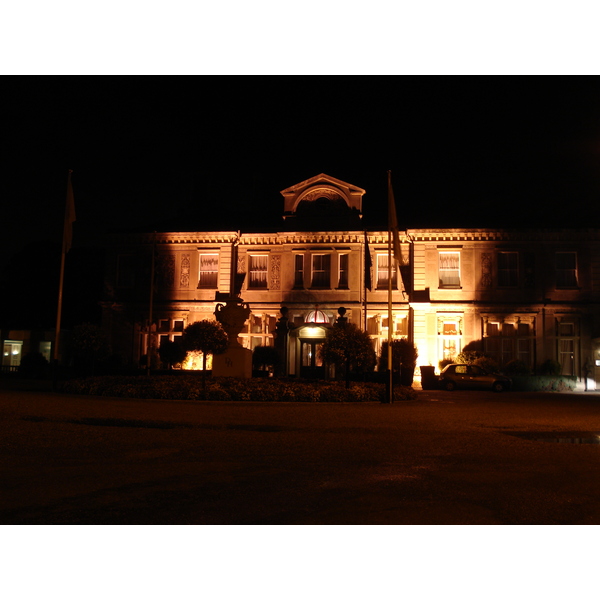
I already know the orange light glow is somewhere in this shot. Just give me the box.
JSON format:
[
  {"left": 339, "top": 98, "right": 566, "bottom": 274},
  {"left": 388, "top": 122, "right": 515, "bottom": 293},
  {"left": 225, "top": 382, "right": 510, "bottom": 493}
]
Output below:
[{"left": 181, "top": 351, "right": 212, "bottom": 371}]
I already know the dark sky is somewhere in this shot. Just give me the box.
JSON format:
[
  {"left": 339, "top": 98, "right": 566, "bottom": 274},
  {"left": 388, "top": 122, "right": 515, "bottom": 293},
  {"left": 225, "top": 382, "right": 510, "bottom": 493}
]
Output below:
[{"left": 4, "top": 76, "right": 600, "bottom": 266}]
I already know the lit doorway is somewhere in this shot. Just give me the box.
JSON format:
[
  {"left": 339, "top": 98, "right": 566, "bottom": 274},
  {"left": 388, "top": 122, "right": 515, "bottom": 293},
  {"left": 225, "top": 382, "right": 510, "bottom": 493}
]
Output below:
[{"left": 300, "top": 339, "right": 324, "bottom": 379}]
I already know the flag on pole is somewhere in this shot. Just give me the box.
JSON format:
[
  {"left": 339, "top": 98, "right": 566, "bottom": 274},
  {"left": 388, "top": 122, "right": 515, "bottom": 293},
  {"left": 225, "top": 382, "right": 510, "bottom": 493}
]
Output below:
[
  {"left": 388, "top": 170, "right": 402, "bottom": 265},
  {"left": 388, "top": 170, "right": 408, "bottom": 298},
  {"left": 364, "top": 231, "right": 372, "bottom": 291},
  {"left": 63, "top": 169, "right": 76, "bottom": 253}
]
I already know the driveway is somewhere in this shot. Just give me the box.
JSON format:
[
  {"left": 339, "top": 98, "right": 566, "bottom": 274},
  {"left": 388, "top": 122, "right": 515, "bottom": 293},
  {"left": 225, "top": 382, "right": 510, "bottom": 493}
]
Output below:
[{"left": 1, "top": 387, "right": 600, "bottom": 524}]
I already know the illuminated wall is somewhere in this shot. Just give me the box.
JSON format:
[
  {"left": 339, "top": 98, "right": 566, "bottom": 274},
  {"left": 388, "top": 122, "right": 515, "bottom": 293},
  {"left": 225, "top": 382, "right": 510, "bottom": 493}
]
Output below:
[{"left": 101, "top": 175, "right": 600, "bottom": 385}]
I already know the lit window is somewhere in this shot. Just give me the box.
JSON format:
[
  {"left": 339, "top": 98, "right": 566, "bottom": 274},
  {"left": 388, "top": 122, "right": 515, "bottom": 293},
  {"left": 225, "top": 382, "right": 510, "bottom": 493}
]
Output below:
[
  {"left": 439, "top": 252, "right": 460, "bottom": 288},
  {"left": 376, "top": 254, "right": 397, "bottom": 289},
  {"left": 556, "top": 252, "right": 578, "bottom": 288},
  {"left": 199, "top": 254, "right": 219, "bottom": 288},
  {"left": 337, "top": 254, "right": 349, "bottom": 288},
  {"left": 249, "top": 255, "right": 268, "bottom": 289},
  {"left": 396, "top": 315, "right": 408, "bottom": 336},
  {"left": 311, "top": 254, "right": 331, "bottom": 288},
  {"left": 487, "top": 322, "right": 500, "bottom": 336},
  {"left": 498, "top": 252, "right": 518, "bottom": 287}
]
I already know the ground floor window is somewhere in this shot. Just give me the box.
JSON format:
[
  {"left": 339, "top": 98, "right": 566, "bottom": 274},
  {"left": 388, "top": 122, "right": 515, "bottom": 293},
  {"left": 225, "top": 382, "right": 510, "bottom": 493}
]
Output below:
[{"left": 2, "top": 340, "right": 22, "bottom": 369}]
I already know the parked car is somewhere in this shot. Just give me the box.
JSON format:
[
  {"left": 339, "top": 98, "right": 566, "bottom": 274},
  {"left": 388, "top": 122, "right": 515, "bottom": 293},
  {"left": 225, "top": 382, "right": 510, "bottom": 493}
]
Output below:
[{"left": 439, "top": 364, "right": 511, "bottom": 392}]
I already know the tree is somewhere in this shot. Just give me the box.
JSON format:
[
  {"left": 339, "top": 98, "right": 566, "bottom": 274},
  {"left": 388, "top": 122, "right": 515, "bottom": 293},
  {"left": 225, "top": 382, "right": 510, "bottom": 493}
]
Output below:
[
  {"left": 158, "top": 339, "right": 187, "bottom": 370},
  {"left": 320, "top": 322, "right": 376, "bottom": 387},
  {"left": 252, "top": 345, "right": 280, "bottom": 376},
  {"left": 378, "top": 339, "right": 418, "bottom": 386},
  {"left": 182, "top": 320, "right": 228, "bottom": 396},
  {"left": 71, "top": 322, "right": 111, "bottom": 375}
]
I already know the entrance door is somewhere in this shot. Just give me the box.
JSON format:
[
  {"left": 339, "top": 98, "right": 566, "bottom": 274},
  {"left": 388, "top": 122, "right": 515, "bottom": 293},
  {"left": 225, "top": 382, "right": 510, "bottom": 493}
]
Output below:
[{"left": 300, "top": 340, "right": 324, "bottom": 379}]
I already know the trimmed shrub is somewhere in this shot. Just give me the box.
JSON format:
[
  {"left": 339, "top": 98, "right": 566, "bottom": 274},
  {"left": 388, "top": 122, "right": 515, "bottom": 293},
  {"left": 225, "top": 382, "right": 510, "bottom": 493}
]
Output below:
[
  {"left": 378, "top": 339, "right": 419, "bottom": 386},
  {"left": 503, "top": 359, "right": 532, "bottom": 376},
  {"left": 538, "top": 359, "right": 562, "bottom": 376},
  {"left": 473, "top": 356, "right": 500, "bottom": 373},
  {"left": 58, "top": 375, "right": 418, "bottom": 403},
  {"left": 510, "top": 375, "right": 577, "bottom": 392},
  {"left": 18, "top": 352, "right": 50, "bottom": 379},
  {"left": 455, "top": 350, "right": 486, "bottom": 364}
]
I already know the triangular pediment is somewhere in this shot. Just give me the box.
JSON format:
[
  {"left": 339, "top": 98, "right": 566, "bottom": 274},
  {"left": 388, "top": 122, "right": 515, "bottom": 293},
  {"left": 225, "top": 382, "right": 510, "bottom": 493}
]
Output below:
[{"left": 280, "top": 173, "right": 365, "bottom": 217}]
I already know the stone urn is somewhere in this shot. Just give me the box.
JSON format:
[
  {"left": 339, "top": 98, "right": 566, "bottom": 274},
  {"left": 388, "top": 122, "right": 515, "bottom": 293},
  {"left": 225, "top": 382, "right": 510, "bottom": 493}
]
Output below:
[{"left": 214, "top": 298, "right": 251, "bottom": 349}]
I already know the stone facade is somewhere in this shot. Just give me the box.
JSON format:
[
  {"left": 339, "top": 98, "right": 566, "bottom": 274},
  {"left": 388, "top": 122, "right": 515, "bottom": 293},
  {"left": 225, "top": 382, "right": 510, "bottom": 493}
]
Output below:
[{"left": 101, "top": 174, "right": 600, "bottom": 386}]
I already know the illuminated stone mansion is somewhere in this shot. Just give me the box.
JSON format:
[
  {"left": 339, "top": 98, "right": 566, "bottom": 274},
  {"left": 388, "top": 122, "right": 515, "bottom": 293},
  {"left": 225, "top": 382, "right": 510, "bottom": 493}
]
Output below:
[{"left": 101, "top": 173, "right": 600, "bottom": 385}]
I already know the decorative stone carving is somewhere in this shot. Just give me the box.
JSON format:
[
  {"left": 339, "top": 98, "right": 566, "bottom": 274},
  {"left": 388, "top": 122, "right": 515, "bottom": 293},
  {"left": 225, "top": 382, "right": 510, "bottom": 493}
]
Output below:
[
  {"left": 481, "top": 252, "right": 492, "bottom": 287},
  {"left": 302, "top": 188, "right": 344, "bottom": 202},
  {"left": 237, "top": 254, "right": 246, "bottom": 275},
  {"left": 270, "top": 255, "right": 281, "bottom": 290},
  {"left": 180, "top": 253, "right": 190, "bottom": 288}
]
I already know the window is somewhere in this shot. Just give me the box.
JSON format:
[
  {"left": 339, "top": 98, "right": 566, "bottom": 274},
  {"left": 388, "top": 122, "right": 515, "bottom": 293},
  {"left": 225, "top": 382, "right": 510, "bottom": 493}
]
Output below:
[
  {"left": 294, "top": 254, "right": 304, "bottom": 288},
  {"left": 484, "top": 319, "right": 533, "bottom": 368},
  {"left": 440, "top": 320, "right": 460, "bottom": 362},
  {"left": 198, "top": 254, "right": 218, "bottom": 288},
  {"left": 556, "top": 252, "right": 578, "bottom": 288},
  {"left": 396, "top": 315, "right": 408, "bottom": 336},
  {"left": 557, "top": 319, "right": 578, "bottom": 376},
  {"left": 311, "top": 254, "right": 331, "bottom": 288},
  {"left": 2, "top": 340, "right": 22, "bottom": 368},
  {"left": 498, "top": 252, "right": 518, "bottom": 287},
  {"left": 249, "top": 255, "right": 268, "bottom": 289},
  {"left": 338, "top": 254, "right": 349, "bottom": 288},
  {"left": 439, "top": 252, "right": 460, "bottom": 288},
  {"left": 376, "top": 254, "right": 397, "bottom": 289}
]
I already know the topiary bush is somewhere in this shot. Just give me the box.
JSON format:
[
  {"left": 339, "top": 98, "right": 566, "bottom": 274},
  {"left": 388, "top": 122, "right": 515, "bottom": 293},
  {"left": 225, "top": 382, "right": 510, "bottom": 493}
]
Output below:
[
  {"left": 473, "top": 356, "right": 500, "bottom": 373},
  {"left": 18, "top": 352, "right": 50, "bottom": 379},
  {"left": 456, "top": 350, "right": 486, "bottom": 364}
]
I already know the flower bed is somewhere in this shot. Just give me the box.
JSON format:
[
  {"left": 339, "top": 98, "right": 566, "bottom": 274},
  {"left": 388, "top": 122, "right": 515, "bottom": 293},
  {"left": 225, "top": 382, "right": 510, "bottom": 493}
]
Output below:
[{"left": 58, "top": 375, "right": 418, "bottom": 402}]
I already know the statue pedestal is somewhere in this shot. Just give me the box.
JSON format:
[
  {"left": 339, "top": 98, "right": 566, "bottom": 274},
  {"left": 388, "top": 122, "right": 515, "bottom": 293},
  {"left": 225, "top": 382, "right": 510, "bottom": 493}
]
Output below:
[{"left": 213, "top": 346, "right": 252, "bottom": 378}]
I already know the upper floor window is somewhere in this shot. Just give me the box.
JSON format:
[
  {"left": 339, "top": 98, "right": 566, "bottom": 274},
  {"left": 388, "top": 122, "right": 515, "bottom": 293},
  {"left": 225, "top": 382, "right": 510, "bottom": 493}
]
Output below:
[
  {"left": 337, "top": 254, "right": 349, "bottom": 289},
  {"left": 498, "top": 252, "right": 518, "bottom": 287},
  {"left": 439, "top": 252, "right": 460, "bottom": 288},
  {"left": 294, "top": 254, "right": 304, "bottom": 288},
  {"left": 248, "top": 255, "right": 268, "bottom": 289},
  {"left": 311, "top": 254, "right": 331, "bottom": 288},
  {"left": 198, "top": 254, "right": 218, "bottom": 288},
  {"left": 376, "top": 254, "right": 397, "bottom": 289},
  {"left": 556, "top": 252, "right": 578, "bottom": 288}
]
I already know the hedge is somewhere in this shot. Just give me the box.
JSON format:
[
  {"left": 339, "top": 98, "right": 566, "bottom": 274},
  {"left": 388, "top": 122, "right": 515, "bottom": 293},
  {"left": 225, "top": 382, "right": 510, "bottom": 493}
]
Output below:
[
  {"left": 510, "top": 375, "right": 577, "bottom": 392},
  {"left": 58, "top": 375, "right": 418, "bottom": 403}
]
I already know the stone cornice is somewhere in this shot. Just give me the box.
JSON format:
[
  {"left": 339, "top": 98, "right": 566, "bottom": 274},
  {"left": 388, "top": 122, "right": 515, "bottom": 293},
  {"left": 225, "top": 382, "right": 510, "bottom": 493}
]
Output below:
[{"left": 408, "top": 228, "right": 600, "bottom": 242}]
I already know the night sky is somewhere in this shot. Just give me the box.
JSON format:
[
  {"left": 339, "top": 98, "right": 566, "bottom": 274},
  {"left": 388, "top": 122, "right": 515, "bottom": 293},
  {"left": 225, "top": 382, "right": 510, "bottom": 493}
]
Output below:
[
  {"left": 4, "top": 74, "right": 600, "bottom": 591},
  {"left": 4, "top": 76, "right": 600, "bottom": 268}
]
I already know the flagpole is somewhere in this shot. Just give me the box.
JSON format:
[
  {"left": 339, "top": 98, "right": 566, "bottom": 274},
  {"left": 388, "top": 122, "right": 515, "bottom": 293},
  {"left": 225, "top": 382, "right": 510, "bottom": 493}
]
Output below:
[
  {"left": 363, "top": 230, "right": 369, "bottom": 332},
  {"left": 53, "top": 169, "right": 75, "bottom": 385},
  {"left": 387, "top": 171, "right": 394, "bottom": 404}
]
